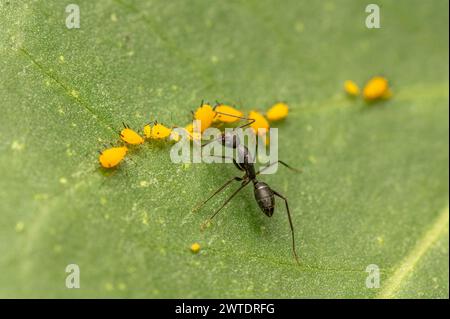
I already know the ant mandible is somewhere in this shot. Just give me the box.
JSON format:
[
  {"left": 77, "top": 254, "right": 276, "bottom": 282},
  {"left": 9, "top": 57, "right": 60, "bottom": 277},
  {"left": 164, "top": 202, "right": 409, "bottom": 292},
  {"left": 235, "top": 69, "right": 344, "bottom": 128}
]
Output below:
[{"left": 193, "top": 110, "right": 301, "bottom": 265}]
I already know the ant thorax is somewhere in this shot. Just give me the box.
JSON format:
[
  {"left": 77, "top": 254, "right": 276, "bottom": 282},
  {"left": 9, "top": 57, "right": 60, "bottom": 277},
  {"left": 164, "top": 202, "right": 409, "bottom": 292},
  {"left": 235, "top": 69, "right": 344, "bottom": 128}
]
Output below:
[
  {"left": 221, "top": 130, "right": 257, "bottom": 165},
  {"left": 236, "top": 144, "right": 254, "bottom": 165}
]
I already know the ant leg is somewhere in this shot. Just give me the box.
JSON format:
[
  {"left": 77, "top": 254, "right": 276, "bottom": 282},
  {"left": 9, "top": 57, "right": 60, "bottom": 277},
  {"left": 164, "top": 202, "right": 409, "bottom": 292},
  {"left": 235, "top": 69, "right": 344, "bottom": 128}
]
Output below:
[
  {"left": 256, "top": 160, "right": 302, "bottom": 175},
  {"left": 201, "top": 112, "right": 256, "bottom": 148},
  {"left": 213, "top": 110, "right": 256, "bottom": 129},
  {"left": 205, "top": 180, "right": 251, "bottom": 222},
  {"left": 233, "top": 159, "right": 244, "bottom": 171},
  {"left": 192, "top": 176, "right": 243, "bottom": 212},
  {"left": 272, "top": 190, "right": 300, "bottom": 265},
  {"left": 204, "top": 154, "right": 244, "bottom": 171}
]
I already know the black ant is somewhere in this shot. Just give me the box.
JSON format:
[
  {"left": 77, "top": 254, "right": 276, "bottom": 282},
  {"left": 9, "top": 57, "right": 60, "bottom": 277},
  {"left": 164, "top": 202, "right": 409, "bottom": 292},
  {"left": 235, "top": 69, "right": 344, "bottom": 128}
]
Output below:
[{"left": 193, "top": 111, "right": 301, "bottom": 265}]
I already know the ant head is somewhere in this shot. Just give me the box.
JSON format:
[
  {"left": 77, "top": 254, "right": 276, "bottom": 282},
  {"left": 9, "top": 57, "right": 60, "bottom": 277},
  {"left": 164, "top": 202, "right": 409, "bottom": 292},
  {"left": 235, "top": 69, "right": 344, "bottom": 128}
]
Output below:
[{"left": 221, "top": 132, "right": 238, "bottom": 148}]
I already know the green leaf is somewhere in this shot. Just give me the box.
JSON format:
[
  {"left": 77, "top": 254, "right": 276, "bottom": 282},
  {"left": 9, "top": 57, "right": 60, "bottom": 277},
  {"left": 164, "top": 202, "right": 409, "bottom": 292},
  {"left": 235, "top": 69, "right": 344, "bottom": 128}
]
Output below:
[{"left": 0, "top": 0, "right": 448, "bottom": 298}]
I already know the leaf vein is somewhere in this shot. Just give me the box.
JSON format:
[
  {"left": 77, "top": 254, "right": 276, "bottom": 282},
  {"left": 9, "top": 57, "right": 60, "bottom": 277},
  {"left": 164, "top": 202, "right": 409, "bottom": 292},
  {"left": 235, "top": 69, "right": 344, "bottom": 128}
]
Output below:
[
  {"left": 18, "top": 46, "right": 116, "bottom": 135},
  {"left": 377, "top": 205, "right": 449, "bottom": 298}
]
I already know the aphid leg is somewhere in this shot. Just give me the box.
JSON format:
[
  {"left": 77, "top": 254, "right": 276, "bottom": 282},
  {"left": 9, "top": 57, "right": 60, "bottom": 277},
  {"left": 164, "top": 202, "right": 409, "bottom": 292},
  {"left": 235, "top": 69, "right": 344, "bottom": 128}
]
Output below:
[
  {"left": 192, "top": 175, "right": 243, "bottom": 213},
  {"left": 256, "top": 160, "right": 302, "bottom": 175},
  {"left": 272, "top": 190, "right": 300, "bottom": 266},
  {"left": 204, "top": 180, "right": 251, "bottom": 223}
]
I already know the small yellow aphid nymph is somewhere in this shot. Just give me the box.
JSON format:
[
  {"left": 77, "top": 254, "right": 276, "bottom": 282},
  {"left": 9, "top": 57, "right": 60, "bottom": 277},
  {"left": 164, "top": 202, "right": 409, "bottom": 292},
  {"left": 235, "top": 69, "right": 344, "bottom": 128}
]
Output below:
[
  {"left": 143, "top": 124, "right": 152, "bottom": 138},
  {"left": 363, "top": 76, "right": 391, "bottom": 101},
  {"left": 169, "top": 130, "right": 181, "bottom": 142},
  {"left": 99, "top": 146, "right": 128, "bottom": 168},
  {"left": 266, "top": 102, "right": 289, "bottom": 121},
  {"left": 248, "top": 110, "right": 270, "bottom": 136},
  {"left": 120, "top": 123, "right": 144, "bottom": 145},
  {"left": 344, "top": 80, "right": 360, "bottom": 97},
  {"left": 185, "top": 123, "right": 202, "bottom": 141},
  {"left": 190, "top": 242, "right": 201, "bottom": 254},
  {"left": 147, "top": 121, "right": 173, "bottom": 139},
  {"left": 194, "top": 102, "right": 215, "bottom": 132},
  {"left": 214, "top": 104, "right": 244, "bottom": 123}
]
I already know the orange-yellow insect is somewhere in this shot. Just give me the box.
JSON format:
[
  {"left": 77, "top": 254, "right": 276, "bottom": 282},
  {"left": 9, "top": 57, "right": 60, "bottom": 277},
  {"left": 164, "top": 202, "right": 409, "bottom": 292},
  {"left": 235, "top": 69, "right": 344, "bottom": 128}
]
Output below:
[
  {"left": 259, "top": 132, "right": 269, "bottom": 146},
  {"left": 169, "top": 130, "right": 181, "bottom": 142},
  {"left": 214, "top": 104, "right": 243, "bottom": 123},
  {"left": 149, "top": 121, "right": 172, "bottom": 140},
  {"left": 190, "top": 242, "right": 201, "bottom": 254},
  {"left": 194, "top": 103, "right": 215, "bottom": 132},
  {"left": 143, "top": 124, "right": 152, "bottom": 138},
  {"left": 344, "top": 80, "right": 360, "bottom": 97},
  {"left": 266, "top": 102, "right": 289, "bottom": 121},
  {"left": 185, "top": 122, "right": 202, "bottom": 141},
  {"left": 99, "top": 146, "right": 128, "bottom": 168},
  {"left": 120, "top": 123, "right": 144, "bottom": 145},
  {"left": 248, "top": 110, "right": 269, "bottom": 135},
  {"left": 363, "top": 76, "right": 391, "bottom": 101}
]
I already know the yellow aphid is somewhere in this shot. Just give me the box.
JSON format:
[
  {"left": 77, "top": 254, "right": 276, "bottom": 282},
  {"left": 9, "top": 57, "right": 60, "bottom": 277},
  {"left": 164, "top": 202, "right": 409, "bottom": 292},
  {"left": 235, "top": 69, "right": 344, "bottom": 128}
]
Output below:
[
  {"left": 363, "top": 76, "right": 390, "bottom": 101},
  {"left": 169, "top": 130, "right": 181, "bottom": 142},
  {"left": 143, "top": 124, "right": 152, "bottom": 138},
  {"left": 214, "top": 104, "right": 243, "bottom": 123},
  {"left": 194, "top": 103, "right": 215, "bottom": 132},
  {"left": 266, "top": 102, "right": 289, "bottom": 121},
  {"left": 150, "top": 122, "right": 172, "bottom": 139},
  {"left": 190, "top": 242, "right": 201, "bottom": 254},
  {"left": 99, "top": 146, "right": 128, "bottom": 168},
  {"left": 344, "top": 80, "right": 360, "bottom": 97},
  {"left": 185, "top": 123, "right": 202, "bottom": 141},
  {"left": 120, "top": 123, "right": 144, "bottom": 145},
  {"left": 185, "top": 123, "right": 193, "bottom": 133},
  {"left": 248, "top": 110, "right": 269, "bottom": 135},
  {"left": 260, "top": 132, "right": 269, "bottom": 146}
]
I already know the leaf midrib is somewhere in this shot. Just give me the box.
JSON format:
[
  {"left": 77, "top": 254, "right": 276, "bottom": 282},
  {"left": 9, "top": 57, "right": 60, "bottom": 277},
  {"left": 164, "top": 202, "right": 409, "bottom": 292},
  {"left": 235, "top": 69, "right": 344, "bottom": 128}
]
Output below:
[{"left": 377, "top": 205, "right": 449, "bottom": 298}]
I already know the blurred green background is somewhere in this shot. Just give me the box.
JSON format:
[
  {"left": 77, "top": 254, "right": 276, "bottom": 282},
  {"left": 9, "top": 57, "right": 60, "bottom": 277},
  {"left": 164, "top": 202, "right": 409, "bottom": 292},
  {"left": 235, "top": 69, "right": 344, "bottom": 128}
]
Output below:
[{"left": 0, "top": 0, "right": 448, "bottom": 298}]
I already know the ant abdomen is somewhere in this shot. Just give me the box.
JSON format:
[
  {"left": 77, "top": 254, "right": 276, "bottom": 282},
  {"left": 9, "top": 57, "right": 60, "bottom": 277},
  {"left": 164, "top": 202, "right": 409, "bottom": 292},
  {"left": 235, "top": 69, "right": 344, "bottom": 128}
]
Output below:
[{"left": 254, "top": 182, "right": 275, "bottom": 217}]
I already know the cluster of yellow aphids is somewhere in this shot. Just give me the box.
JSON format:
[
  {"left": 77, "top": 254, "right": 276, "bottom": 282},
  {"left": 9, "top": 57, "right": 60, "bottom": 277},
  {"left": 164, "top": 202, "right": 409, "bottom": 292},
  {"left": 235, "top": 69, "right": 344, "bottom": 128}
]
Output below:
[
  {"left": 344, "top": 76, "right": 393, "bottom": 101},
  {"left": 98, "top": 102, "right": 289, "bottom": 168},
  {"left": 98, "top": 121, "right": 177, "bottom": 168}
]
